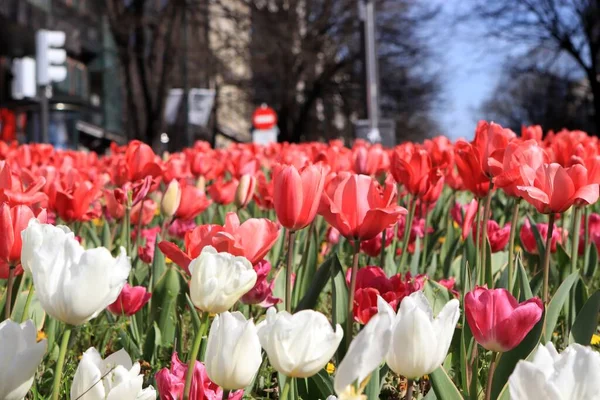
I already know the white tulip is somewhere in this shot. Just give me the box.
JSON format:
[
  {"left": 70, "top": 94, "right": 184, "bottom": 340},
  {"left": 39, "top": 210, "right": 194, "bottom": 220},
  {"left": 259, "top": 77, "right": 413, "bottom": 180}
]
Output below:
[
  {"left": 509, "top": 342, "right": 600, "bottom": 400},
  {"left": 257, "top": 307, "right": 343, "bottom": 378},
  {"left": 0, "top": 320, "right": 47, "bottom": 400},
  {"left": 21, "top": 219, "right": 131, "bottom": 326},
  {"left": 70, "top": 347, "right": 156, "bottom": 400},
  {"left": 205, "top": 311, "right": 262, "bottom": 390},
  {"left": 188, "top": 246, "right": 257, "bottom": 314},
  {"left": 386, "top": 291, "right": 460, "bottom": 379},
  {"left": 334, "top": 296, "right": 394, "bottom": 395}
]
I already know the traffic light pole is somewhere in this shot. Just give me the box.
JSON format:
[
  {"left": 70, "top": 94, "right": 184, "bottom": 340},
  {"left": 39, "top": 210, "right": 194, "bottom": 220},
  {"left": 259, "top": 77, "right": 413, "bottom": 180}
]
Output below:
[
  {"left": 39, "top": 84, "right": 49, "bottom": 143},
  {"left": 363, "top": 0, "right": 381, "bottom": 143}
]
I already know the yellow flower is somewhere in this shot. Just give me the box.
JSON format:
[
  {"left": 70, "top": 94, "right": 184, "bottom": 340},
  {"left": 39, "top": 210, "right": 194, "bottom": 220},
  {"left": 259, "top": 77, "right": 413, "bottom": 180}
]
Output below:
[
  {"left": 591, "top": 334, "right": 600, "bottom": 346},
  {"left": 453, "top": 221, "right": 459, "bottom": 229},
  {"left": 36, "top": 330, "right": 47, "bottom": 342},
  {"left": 165, "top": 257, "right": 173, "bottom": 264},
  {"left": 154, "top": 207, "right": 161, "bottom": 217},
  {"left": 326, "top": 362, "right": 335, "bottom": 375},
  {"left": 92, "top": 218, "right": 103, "bottom": 227},
  {"left": 438, "top": 236, "right": 446, "bottom": 244},
  {"left": 515, "top": 244, "right": 522, "bottom": 253}
]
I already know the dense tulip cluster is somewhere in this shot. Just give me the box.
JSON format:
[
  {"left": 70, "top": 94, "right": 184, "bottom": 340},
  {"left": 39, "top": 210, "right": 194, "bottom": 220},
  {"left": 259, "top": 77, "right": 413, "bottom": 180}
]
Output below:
[{"left": 1, "top": 122, "right": 600, "bottom": 399}]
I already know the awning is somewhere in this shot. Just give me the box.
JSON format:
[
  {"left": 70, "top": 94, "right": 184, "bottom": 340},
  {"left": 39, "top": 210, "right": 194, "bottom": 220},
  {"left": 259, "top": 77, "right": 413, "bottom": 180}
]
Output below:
[{"left": 76, "top": 120, "right": 126, "bottom": 144}]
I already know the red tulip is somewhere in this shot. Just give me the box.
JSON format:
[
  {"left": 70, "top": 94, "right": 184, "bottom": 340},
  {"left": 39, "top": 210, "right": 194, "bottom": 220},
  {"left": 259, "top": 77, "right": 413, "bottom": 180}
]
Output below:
[
  {"left": 253, "top": 172, "right": 274, "bottom": 210},
  {"left": 124, "top": 140, "right": 163, "bottom": 183},
  {"left": 521, "top": 125, "right": 543, "bottom": 142},
  {"left": 494, "top": 140, "right": 547, "bottom": 197},
  {"left": 104, "top": 189, "right": 125, "bottom": 220},
  {"left": 159, "top": 212, "right": 280, "bottom": 273},
  {"left": 135, "top": 226, "right": 161, "bottom": 264},
  {"left": 0, "top": 203, "right": 47, "bottom": 278},
  {"left": 438, "top": 277, "right": 460, "bottom": 297},
  {"left": 0, "top": 161, "right": 47, "bottom": 206},
  {"left": 319, "top": 172, "right": 406, "bottom": 241},
  {"left": 207, "top": 178, "right": 238, "bottom": 205},
  {"left": 272, "top": 163, "right": 326, "bottom": 231},
  {"left": 156, "top": 352, "right": 243, "bottom": 400},
  {"left": 465, "top": 286, "right": 543, "bottom": 352},
  {"left": 484, "top": 220, "right": 511, "bottom": 253},
  {"left": 240, "top": 260, "right": 282, "bottom": 307},
  {"left": 129, "top": 199, "right": 156, "bottom": 226},
  {"left": 54, "top": 179, "right": 102, "bottom": 222},
  {"left": 107, "top": 283, "right": 151, "bottom": 316},
  {"left": 516, "top": 162, "right": 599, "bottom": 214},
  {"left": 391, "top": 147, "right": 443, "bottom": 202},
  {"left": 347, "top": 266, "right": 424, "bottom": 324},
  {"left": 360, "top": 226, "right": 394, "bottom": 257},
  {"left": 175, "top": 182, "right": 212, "bottom": 221},
  {"left": 352, "top": 143, "right": 389, "bottom": 176},
  {"left": 519, "top": 218, "right": 567, "bottom": 254}
]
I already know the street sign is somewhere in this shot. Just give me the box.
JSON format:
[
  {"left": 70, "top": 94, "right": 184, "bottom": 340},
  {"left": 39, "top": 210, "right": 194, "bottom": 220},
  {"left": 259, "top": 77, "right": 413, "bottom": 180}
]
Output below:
[
  {"left": 252, "top": 127, "right": 278, "bottom": 145},
  {"left": 36, "top": 30, "right": 67, "bottom": 85},
  {"left": 354, "top": 119, "right": 396, "bottom": 147},
  {"left": 252, "top": 104, "right": 277, "bottom": 130},
  {"left": 164, "top": 88, "right": 215, "bottom": 127}
]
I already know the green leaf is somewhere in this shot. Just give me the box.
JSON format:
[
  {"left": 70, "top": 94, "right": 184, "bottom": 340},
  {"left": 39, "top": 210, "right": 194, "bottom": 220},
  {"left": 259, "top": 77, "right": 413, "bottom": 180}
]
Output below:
[
  {"left": 85, "top": 222, "right": 101, "bottom": 248},
  {"left": 296, "top": 256, "right": 336, "bottom": 312},
  {"left": 365, "top": 364, "right": 388, "bottom": 400},
  {"left": 102, "top": 219, "right": 112, "bottom": 250},
  {"left": 272, "top": 267, "right": 287, "bottom": 312},
  {"left": 491, "top": 310, "right": 545, "bottom": 399},
  {"left": 527, "top": 216, "right": 546, "bottom": 257},
  {"left": 517, "top": 255, "right": 533, "bottom": 301},
  {"left": 292, "top": 227, "right": 319, "bottom": 308},
  {"left": 142, "top": 322, "right": 162, "bottom": 363},
  {"left": 545, "top": 270, "right": 579, "bottom": 342},
  {"left": 297, "top": 370, "right": 335, "bottom": 399},
  {"left": 430, "top": 365, "right": 464, "bottom": 400},
  {"left": 585, "top": 244, "right": 598, "bottom": 278},
  {"left": 150, "top": 266, "right": 185, "bottom": 346},
  {"left": 185, "top": 294, "right": 202, "bottom": 332},
  {"left": 331, "top": 255, "right": 349, "bottom": 361},
  {"left": 10, "top": 290, "right": 45, "bottom": 330},
  {"left": 423, "top": 280, "right": 451, "bottom": 316},
  {"left": 442, "top": 239, "right": 461, "bottom": 278},
  {"left": 384, "top": 247, "right": 397, "bottom": 277},
  {"left": 151, "top": 234, "right": 166, "bottom": 292},
  {"left": 410, "top": 236, "right": 421, "bottom": 275},
  {"left": 570, "top": 290, "right": 600, "bottom": 345}
]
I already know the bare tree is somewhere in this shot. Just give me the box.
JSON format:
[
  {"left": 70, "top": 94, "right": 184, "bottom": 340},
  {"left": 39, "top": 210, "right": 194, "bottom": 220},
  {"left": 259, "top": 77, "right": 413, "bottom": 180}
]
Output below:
[
  {"left": 468, "top": 0, "right": 600, "bottom": 134},
  {"left": 105, "top": 0, "right": 188, "bottom": 145},
  {"left": 481, "top": 67, "right": 595, "bottom": 133}
]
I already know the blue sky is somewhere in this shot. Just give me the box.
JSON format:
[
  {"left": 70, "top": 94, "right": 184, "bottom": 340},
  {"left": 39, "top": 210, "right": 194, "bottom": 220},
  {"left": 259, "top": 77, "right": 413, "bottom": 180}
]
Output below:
[{"left": 433, "top": 1, "right": 507, "bottom": 141}]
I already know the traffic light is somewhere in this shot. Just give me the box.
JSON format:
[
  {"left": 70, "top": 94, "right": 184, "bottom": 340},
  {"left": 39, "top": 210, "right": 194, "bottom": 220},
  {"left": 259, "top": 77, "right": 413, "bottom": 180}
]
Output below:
[
  {"left": 36, "top": 30, "right": 67, "bottom": 85},
  {"left": 11, "top": 57, "right": 36, "bottom": 99}
]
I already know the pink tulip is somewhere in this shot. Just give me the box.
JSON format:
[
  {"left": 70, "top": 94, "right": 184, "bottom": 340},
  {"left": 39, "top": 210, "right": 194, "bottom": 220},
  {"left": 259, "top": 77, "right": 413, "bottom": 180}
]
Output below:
[
  {"left": 240, "top": 260, "right": 282, "bottom": 307},
  {"left": 107, "top": 283, "right": 151, "bottom": 316},
  {"left": 519, "top": 218, "right": 567, "bottom": 254},
  {"left": 465, "top": 286, "right": 543, "bottom": 352},
  {"left": 156, "top": 352, "right": 243, "bottom": 400}
]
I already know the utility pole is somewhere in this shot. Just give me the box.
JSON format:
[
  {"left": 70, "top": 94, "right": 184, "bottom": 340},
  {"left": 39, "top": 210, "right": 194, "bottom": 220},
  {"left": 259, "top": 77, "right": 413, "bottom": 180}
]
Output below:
[
  {"left": 362, "top": 0, "right": 381, "bottom": 143},
  {"left": 182, "top": 0, "right": 191, "bottom": 147}
]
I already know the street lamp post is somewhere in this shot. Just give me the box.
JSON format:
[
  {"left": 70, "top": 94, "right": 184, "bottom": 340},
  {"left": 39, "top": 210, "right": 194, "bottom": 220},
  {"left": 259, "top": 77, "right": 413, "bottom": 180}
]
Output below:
[{"left": 362, "top": 0, "right": 381, "bottom": 143}]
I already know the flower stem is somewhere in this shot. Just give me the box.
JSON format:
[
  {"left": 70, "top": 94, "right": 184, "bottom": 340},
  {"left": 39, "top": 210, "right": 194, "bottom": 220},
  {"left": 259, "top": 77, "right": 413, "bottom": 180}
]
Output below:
[
  {"left": 420, "top": 207, "right": 431, "bottom": 273},
  {"left": 583, "top": 207, "right": 591, "bottom": 272},
  {"left": 405, "top": 379, "right": 414, "bottom": 400},
  {"left": 347, "top": 241, "right": 360, "bottom": 347},
  {"left": 399, "top": 199, "right": 417, "bottom": 272},
  {"left": 507, "top": 199, "right": 521, "bottom": 291},
  {"left": 543, "top": 213, "right": 556, "bottom": 304},
  {"left": 21, "top": 278, "right": 34, "bottom": 323},
  {"left": 4, "top": 265, "right": 15, "bottom": 319},
  {"left": 281, "top": 378, "right": 292, "bottom": 400},
  {"left": 568, "top": 206, "right": 583, "bottom": 334},
  {"left": 222, "top": 389, "right": 231, "bottom": 399},
  {"left": 379, "top": 228, "right": 387, "bottom": 269},
  {"left": 51, "top": 325, "right": 72, "bottom": 400},
  {"left": 485, "top": 352, "right": 499, "bottom": 400},
  {"left": 481, "top": 183, "right": 494, "bottom": 287},
  {"left": 285, "top": 230, "right": 296, "bottom": 313},
  {"left": 183, "top": 311, "right": 210, "bottom": 400}
]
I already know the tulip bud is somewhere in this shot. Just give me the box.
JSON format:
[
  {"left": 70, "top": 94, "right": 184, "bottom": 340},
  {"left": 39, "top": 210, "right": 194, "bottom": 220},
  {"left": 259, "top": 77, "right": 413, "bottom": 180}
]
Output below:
[
  {"left": 386, "top": 291, "right": 460, "bottom": 379},
  {"left": 21, "top": 219, "right": 131, "bottom": 326},
  {"left": 205, "top": 312, "right": 262, "bottom": 390},
  {"left": 107, "top": 283, "right": 152, "bottom": 316},
  {"left": 161, "top": 180, "right": 182, "bottom": 217},
  {"left": 234, "top": 174, "right": 256, "bottom": 208},
  {"left": 257, "top": 308, "right": 343, "bottom": 378},
  {"left": 71, "top": 347, "right": 156, "bottom": 399},
  {"left": 0, "top": 320, "right": 47, "bottom": 400},
  {"left": 189, "top": 246, "right": 257, "bottom": 314}
]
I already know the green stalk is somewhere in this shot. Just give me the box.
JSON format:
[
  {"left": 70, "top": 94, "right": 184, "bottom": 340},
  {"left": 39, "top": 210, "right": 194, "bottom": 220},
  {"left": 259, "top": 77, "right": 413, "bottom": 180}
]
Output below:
[
  {"left": 379, "top": 228, "right": 387, "bottom": 268},
  {"left": 281, "top": 378, "right": 292, "bottom": 400},
  {"left": 347, "top": 241, "right": 360, "bottom": 348},
  {"left": 21, "top": 278, "right": 35, "bottom": 323},
  {"left": 474, "top": 202, "right": 482, "bottom": 284},
  {"left": 183, "top": 311, "right": 210, "bottom": 400},
  {"left": 484, "top": 352, "right": 499, "bottom": 400},
  {"left": 583, "top": 207, "right": 591, "bottom": 271},
  {"left": 405, "top": 379, "right": 414, "bottom": 400},
  {"left": 399, "top": 199, "right": 417, "bottom": 272},
  {"left": 542, "top": 213, "right": 556, "bottom": 304},
  {"left": 568, "top": 206, "right": 582, "bottom": 334},
  {"left": 481, "top": 184, "right": 494, "bottom": 287},
  {"left": 285, "top": 230, "right": 296, "bottom": 313},
  {"left": 507, "top": 199, "right": 521, "bottom": 291},
  {"left": 51, "top": 325, "right": 73, "bottom": 400},
  {"left": 420, "top": 207, "right": 432, "bottom": 273}
]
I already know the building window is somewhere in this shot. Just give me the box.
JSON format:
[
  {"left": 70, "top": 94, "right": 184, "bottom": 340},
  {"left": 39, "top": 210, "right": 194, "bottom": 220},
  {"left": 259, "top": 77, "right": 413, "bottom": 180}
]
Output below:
[{"left": 54, "top": 57, "right": 89, "bottom": 100}]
